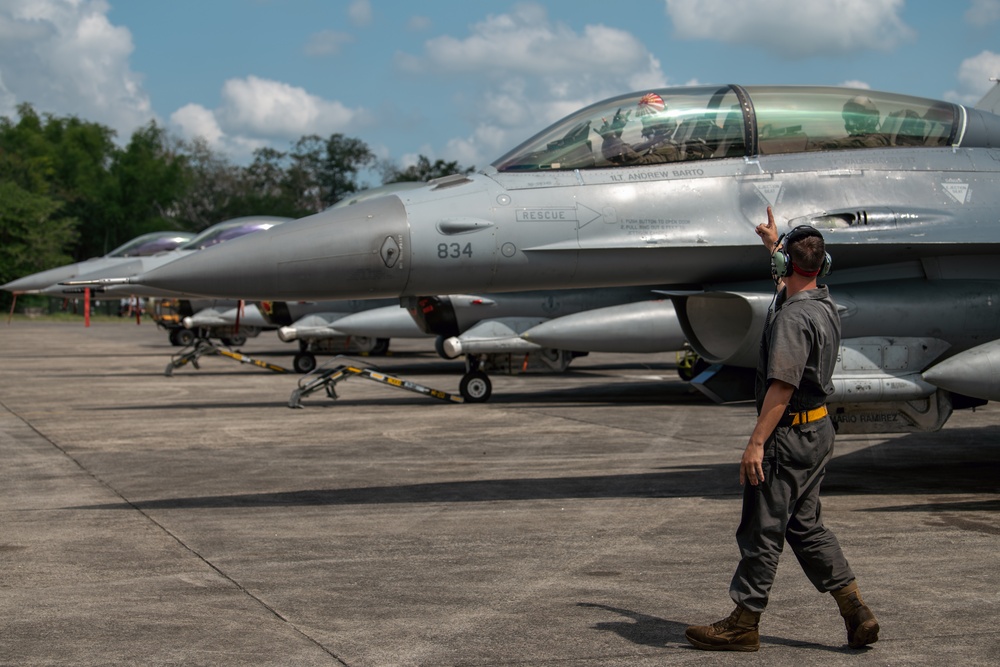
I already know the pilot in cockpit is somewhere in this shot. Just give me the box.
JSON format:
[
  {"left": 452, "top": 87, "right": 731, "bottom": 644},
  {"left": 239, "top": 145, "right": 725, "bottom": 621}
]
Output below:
[
  {"left": 818, "top": 95, "right": 891, "bottom": 150},
  {"left": 599, "top": 92, "right": 684, "bottom": 165}
]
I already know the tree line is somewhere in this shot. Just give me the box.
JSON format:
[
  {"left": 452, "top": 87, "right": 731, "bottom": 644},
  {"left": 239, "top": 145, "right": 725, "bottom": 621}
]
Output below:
[{"left": 0, "top": 103, "right": 473, "bottom": 305}]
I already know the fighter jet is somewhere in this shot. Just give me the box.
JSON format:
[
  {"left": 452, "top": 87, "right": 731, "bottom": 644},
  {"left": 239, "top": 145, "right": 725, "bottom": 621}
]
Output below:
[
  {"left": 51, "top": 216, "right": 291, "bottom": 299},
  {"left": 52, "top": 216, "right": 291, "bottom": 345},
  {"left": 125, "top": 84, "right": 1000, "bottom": 431},
  {"left": 1, "top": 231, "right": 194, "bottom": 295}
]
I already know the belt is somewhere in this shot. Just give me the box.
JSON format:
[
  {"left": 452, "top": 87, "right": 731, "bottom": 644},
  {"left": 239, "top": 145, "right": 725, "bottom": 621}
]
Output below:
[{"left": 781, "top": 405, "right": 828, "bottom": 427}]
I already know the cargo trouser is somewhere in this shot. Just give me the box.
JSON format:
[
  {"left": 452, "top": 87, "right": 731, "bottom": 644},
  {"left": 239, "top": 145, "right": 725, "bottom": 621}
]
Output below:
[{"left": 729, "top": 416, "right": 855, "bottom": 613}]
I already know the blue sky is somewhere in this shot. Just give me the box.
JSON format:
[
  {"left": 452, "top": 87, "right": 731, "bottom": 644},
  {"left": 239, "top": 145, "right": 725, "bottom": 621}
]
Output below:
[{"left": 1, "top": 0, "right": 998, "bottom": 184}]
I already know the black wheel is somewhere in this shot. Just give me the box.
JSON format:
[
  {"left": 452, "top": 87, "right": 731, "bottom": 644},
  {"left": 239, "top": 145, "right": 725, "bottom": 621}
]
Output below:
[
  {"left": 293, "top": 352, "right": 318, "bottom": 374},
  {"left": 220, "top": 333, "right": 247, "bottom": 347},
  {"left": 173, "top": 328, "right": 196, "bottom": 347},
  {"left": 168, "top": 329, "right": 182, "bottom": 346},
  {"left": 369, "top": 338, "right": 390, "bottom": 356},
  {"left": 459, "top": 370, "right": 492, "bottom": 403}
]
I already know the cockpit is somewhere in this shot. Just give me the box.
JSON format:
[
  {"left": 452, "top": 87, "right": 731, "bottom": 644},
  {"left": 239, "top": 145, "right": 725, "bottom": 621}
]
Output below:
[
  {"left": 106, "top": 231, "right": 196, "bottom": 258},
  {"left": 493, "top": 85, "right": 995, "bottom": 172},
  {"left": 178, "top": 217, "right": 289, "bottom": 251}
]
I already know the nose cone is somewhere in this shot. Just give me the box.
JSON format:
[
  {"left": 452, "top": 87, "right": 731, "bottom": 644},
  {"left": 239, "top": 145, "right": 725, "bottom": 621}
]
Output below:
[
  {"left": 40, "top": 259, "right": 146, "bottom": 296},
  {"left": 136, "top": 196, "right": 411, "bottom": 300},
  {"left": 2, "top": 258, "right": 119, "bottom": 293}
]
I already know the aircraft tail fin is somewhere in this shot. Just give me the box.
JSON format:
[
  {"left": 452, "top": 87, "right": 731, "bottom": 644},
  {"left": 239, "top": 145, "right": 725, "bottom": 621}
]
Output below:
[{"left": 973, "top": 79, "right": 1000, "bottom": 114}]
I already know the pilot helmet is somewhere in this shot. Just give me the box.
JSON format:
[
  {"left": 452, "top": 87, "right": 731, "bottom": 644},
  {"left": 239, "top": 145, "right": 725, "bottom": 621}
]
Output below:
[
  {"left": 637, "top": 92, "right": 673, "bottom": 136},
  {"left": 842, "top": 95, "right": 880, "bottom": 135}
]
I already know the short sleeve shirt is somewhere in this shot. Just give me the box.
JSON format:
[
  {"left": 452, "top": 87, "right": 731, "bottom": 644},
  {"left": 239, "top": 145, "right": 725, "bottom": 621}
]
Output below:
[{"left": 755, "top": 286, "right": 841, "bottom": 414}]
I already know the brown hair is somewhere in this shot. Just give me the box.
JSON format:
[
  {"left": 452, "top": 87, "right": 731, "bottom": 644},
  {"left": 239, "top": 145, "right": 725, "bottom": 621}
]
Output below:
[{"left": 788, "top": 232, "right": 825, "bottom": 273}]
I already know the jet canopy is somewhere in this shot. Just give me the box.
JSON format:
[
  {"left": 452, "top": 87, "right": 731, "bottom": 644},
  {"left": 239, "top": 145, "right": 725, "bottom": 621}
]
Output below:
[
  {"left": 105, "top": 231, "right": 195, "bottom": 258},
  {"left": 179, "top": 217, "right": 289, "bottom": 251},
  {"left": 494, "top": 85, "right": 969, "bottom": 172}
]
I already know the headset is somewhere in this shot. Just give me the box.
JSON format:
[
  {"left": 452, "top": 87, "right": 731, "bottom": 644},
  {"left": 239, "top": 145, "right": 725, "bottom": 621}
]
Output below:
[{"left": 770, "top": 225, "right": 832, "bottom": 280}]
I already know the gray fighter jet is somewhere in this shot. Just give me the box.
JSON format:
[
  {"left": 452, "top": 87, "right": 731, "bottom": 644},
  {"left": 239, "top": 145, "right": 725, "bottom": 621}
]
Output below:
[
  {"left": 55, "top": 217, "right": 291, "bottom": 345},
  {"left": 1, "top": 231, "right": 194, "bottom": 294},
  {"left": 52, "top": 216, "right": 291, "bottom": 299},
  {"left": 124, "top": 84, "right": 1000, "bottom": 431}
]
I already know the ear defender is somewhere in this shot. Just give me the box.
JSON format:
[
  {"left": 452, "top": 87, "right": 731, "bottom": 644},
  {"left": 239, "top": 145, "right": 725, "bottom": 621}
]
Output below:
[{"left": 770, "top": 226, "right": 832, "bottom": 278}]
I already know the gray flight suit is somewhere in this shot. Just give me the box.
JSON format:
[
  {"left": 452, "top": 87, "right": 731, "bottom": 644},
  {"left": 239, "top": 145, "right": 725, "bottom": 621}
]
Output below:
[{"left": 729, "top": 285, "right": 855, "bottom": 613}]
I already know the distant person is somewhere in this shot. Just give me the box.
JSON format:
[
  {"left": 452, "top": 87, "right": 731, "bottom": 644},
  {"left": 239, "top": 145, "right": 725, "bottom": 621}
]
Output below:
[{"left": 684, "top": 207, "right": 880, "bottom": 652}]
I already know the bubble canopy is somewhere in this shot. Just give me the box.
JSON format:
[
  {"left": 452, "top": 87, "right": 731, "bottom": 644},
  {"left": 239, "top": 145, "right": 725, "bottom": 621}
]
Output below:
[
  {"left": 106, "top": 231, "right": 195, "bottom": 258},
  {"left": 492, "top": 85, "right": 983, "bottom": 172},
  {"left": 178, "top": 217, "right": 290, "bottom": 251}
]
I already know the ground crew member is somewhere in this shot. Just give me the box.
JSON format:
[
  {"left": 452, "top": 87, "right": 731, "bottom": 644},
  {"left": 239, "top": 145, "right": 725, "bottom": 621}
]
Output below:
[{"left": 684, "top": 207, "right": 880, "bottom": 652}]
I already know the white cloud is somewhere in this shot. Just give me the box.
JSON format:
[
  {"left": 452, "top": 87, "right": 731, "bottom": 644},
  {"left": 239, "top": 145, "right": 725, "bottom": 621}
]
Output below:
[
  {"left": 0, "top": 0, "right": 153, "bottom": 140},
  {"left": 398, "top": 3, "right": 667, "bottom": 168},
  {"left": 168, "top": 76, "right": 368, "bottom": 161},
  {"left": 839, "top": 80, "right": 871, "bottom": 90},
  {"left": 407, "top": 15, "right": 431, "bottom": 32},
  {"left": 170, "top": 103, "right": 224, "bottom": 146},
  {"left": 218, "top": 76, "right": 361, "bottom": 137},
  {"left": 966, "top": 0, "right": 1000, "bottom": 24},
  {"left": 304, "top": 30, "right": 354, "bottom": 56},
  {"left": 665, "top": 0, "right": 913, "bottom": 58},
  {"left": 348, "top": 0, "right": 372, "bottom": 27},
  {"left": 414, "top": 5, "right": 658, "bottom": 78},
  {"left": 945, "top": 50, "right": 1000, "bottom": 104}
]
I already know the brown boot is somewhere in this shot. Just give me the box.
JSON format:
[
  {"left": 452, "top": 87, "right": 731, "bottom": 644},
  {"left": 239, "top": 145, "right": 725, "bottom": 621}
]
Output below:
[
  {"left": 685, "top": 605, "right": 760, "bottom": 652},
  {"left": 831, "top": 581, "right": 879, "bottom": 648}
]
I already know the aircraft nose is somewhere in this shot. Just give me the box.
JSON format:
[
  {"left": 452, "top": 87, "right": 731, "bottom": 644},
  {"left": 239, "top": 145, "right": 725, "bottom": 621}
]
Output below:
[
  {"left": 2, "top": 264, "right": 83, "bottom": 293},
  {"left": 135, "top": 196, "right": 411, "bottom": 300}
]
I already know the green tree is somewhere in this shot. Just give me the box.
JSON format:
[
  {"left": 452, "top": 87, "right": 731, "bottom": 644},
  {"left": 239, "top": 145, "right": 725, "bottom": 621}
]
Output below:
[
  {"left": 0, "top": 104, "right": 115, "bottom": 259},
  {"left": 0, "top": 105, "right": 81, "bottom": 302},
  {"left": 172, "top": 137, "right": 249, "bottom": 229},
  {"left": 0, "top": 105, "right": 189, "bottom": 262},
  {"left": 380, "top": 155, "right": 475, "bottom": 183},
  {"left": 0, "top": 181, "right": 77, "bottom": 304},
  {"left": 318, "top": 134, "right": 375, "bottom": 207},
  {"left": 100, "top": 121, "right": 188, "bottom": 254}
]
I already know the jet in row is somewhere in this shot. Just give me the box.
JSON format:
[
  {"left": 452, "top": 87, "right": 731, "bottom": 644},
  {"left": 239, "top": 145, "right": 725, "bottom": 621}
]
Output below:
[{"left": 85, "top": 84, "right": 1000, "bottom": 431}]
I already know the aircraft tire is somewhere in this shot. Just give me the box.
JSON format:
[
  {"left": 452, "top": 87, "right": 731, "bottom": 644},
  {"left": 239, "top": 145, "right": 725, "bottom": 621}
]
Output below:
[
  {"left": 173, "top": 328, "right": 196, "bottom": 347},
  {"left": 370, "top": 338, "right": 390, "bottom": 356},
  {"left": 293, "top": 352, "right": 318, "bottom": 374},
  {"left": 459, "top": 371, "right": 492, "bottom": 403},
  {"left": 221, "top": 333, "right": 248, "bottom": 347}
]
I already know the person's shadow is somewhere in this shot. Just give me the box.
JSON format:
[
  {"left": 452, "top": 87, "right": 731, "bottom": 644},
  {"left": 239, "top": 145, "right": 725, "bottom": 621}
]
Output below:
[
  {"left": 577, "top": 602, "right": 685, "bottom": 647},
  {"left": 577, "top": 603, "right": 866, "bottom": 653}
]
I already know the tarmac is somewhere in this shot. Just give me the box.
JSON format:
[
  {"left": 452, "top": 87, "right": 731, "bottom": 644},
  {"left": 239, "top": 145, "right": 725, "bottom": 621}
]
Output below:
[{"left": 1, "top": 320, "right": 998, "bottom": 666}]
